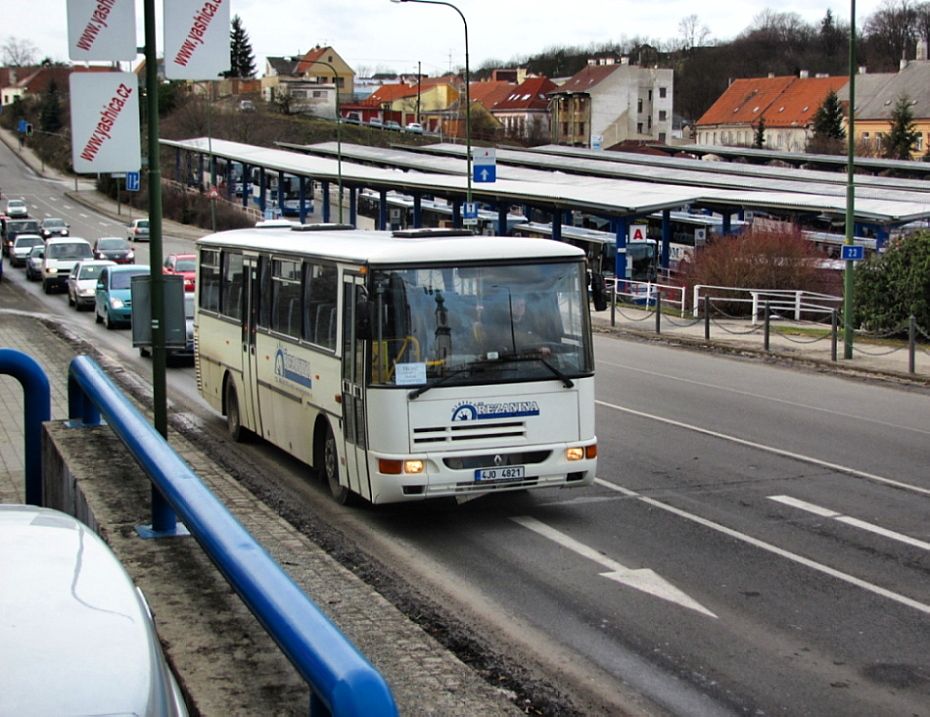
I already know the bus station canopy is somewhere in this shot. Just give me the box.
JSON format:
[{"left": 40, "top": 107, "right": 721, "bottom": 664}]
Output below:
[{"left": 163, "top": 137, "right": 930, "bottom": 225}]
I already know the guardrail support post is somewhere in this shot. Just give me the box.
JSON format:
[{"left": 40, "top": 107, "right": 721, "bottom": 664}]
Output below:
[
  {"left": 0, "top": 349, "right": 51, "bottom": 506},
  {"left": 909, "top": 315, "right": 916, "bottom": 374},
  {"left": 763, "top": 302, "right": 770, "bottom": 352},
  {"left": 795, "top": 290, "right": 802, "bottom": 321},
  {"left": 655, "top": 292, "right": 662, "bottom": 335},
  {"left": 704, "top": 295, "right": 710, "bottom": 341},
  {"left": 831, "top": 310, "right": 838, "bottom": 362},
  {"left": 610, "top": 280, "right": 616, "bottom": 327}
]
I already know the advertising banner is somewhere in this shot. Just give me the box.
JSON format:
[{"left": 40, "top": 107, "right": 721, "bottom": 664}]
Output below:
[
  {"left": 67, "top": 0, "right": 137, "bottom": 61},
  {"left": 69, "top": 72, "right": 141, "bottom": 174},
  {"left": 164, "top": 0, "right": 231, "bottom": 80}
]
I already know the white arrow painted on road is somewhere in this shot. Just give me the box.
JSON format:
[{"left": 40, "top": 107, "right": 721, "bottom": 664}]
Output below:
[{"left": 511, "top": 515, "right": 717, "bottom": 618}]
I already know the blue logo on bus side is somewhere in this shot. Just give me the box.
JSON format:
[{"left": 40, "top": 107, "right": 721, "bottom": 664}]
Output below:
[
  {"left": 451, "top": 400, "right": 540, "bottom": 422},
  {"left": 274, "top": 347, "right": 312, "bottom": 389}
]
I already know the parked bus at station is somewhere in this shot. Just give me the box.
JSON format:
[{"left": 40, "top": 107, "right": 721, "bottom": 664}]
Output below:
[{"left": 194, "top": 225, "right": 597, "bottom": 505}]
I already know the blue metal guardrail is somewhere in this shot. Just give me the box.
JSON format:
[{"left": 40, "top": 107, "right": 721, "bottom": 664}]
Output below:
[
  {"left": 0, "top": 349, "right": 50, "bottom": 506},
  {"left": 66, "top": 355, "right": 398, "bottom": 717}
]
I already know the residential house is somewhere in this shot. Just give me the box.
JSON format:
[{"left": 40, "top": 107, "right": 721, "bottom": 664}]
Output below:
[
  {"left": 547, "top": 57, "right": 674, "bottom": 148},
  {"left": 695, "top": 73, "right": 848, "bottom": 152},
  {"left": 491, "top": 76, "right": 558, "bottom": 142},
  {"left": 1, "top": 65, "right": 112, "bottom": 108},
  {"left": 839, "top": 44, "right": 930, "bottom": 158},
  {"left": 261, "top": 46, "right": 355, "bottom": 118}
]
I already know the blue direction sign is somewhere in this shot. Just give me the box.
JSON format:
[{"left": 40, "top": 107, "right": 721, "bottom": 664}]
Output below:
[
  {"left": 472, "top": 147, "right": 496, "bottom": 183},
  {"left": 841, "top": 244, "right": 865, "bottom": 261},
  {"left": 125, "top": 171, "right": 141, "bottom": 192}
]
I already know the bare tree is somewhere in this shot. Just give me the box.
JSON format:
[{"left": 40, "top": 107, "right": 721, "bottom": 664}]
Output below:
[
  {"left": 863, "top": 0, "right": 917, "bottom": 69},
  {"left": 1, "top": 37, "right": 39, "bottom": 67},
  {"left": 678, "top": 15, "right": 710, "bottom": 50}
]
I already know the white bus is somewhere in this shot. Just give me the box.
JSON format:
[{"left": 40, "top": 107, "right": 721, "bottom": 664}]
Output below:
[{"left": 194, "top": 225, "right": 597, "bottom": 505}]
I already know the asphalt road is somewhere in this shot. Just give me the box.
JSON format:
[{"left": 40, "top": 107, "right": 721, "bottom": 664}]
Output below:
[{"left": 5, "top": 144, "right": 930, "bottom": 716}]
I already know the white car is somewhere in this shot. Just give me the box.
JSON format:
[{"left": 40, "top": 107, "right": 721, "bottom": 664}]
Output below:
[
  {"left": 42, "top": 237, "right": 93, "bottom": 294},
  {"left": 0, "top": 505, "right": 188, "bottom": 716},
  {"left": 66, "top": 259, "right": 116, "bottom": 310},
  {"left": 5, "top": 198, "right": 28, "bottom": 218},
  {"left": 9, "top": 233, "right": 44, "bottom": 267},
  {"left": 405, "top": 122, "right": 424, "bottom": 134}
]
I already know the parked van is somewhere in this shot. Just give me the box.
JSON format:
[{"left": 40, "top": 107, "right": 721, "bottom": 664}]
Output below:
[{"left": 42, "top": 237, "right": 93, "bottom": 294}]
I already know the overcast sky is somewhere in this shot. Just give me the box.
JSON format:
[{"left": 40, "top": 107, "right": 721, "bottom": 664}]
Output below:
[{"left": 4, "top": 1, "right": 886, "bottom": 77}]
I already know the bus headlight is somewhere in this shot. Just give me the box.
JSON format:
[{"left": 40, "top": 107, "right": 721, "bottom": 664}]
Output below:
[
  {"left": 378, "top": 458, "right": 425, "bottom": 474},
  {"left": 566, "top": 444, "right": 597, "bottom": 461}
]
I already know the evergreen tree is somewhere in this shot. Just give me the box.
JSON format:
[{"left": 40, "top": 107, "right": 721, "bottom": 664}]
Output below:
[
  {"left": 812, "top": 90, "right": 845, "bottom": 140},
  {"left": 883, "top": 94, "right": 920, "bottom": 159},
  {"left": 808, "top": 89, "right": 845, "bottom": 154},
  {"left": 39, "top": 78, "right": 62, "bottom": 134},
  {"left": 225, "top": 15, "right": 256, "bottom": 79},
  {"left": 753, "top": 116, "right": 766, "bottom": 148}
]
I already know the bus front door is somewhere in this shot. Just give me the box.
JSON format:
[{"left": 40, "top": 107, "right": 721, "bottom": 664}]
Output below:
[
  {"left": 341, "top": 274, "right": 371, "bottom": 500},
  {"left": 240, "top": 256, "right": 262, "bottom": 438}
]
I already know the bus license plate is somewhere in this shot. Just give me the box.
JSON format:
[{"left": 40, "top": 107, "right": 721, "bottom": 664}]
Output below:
[{"left": 475, "top": 465, "right": 525, "bottom": 482}]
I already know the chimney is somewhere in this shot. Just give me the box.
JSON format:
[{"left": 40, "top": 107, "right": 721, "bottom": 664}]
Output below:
[
  {"left": 858, "top": 66, "right": 867, "bottom": 74},
  {"left": 768, "top": 72, "right": 775, "bottom": 78},
  {"left": 799, "top": 69, "right": 809, "bottom": 78},
  {"left": 620, "top": 56, "right": 629, "bottom": 65},
  {"left": 918, "top": 39, "right": 928, "bottom": 61}
]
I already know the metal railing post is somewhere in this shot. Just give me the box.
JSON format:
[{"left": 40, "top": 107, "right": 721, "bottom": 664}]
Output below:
[
  {"left": 909, "top": 315, "right": 916, "bottom": 374},
  {"left": 763, "top": 302, "right": 771, "bottom": 352},
  {"left": 655, "top": 292, "right": 662, "bottom": 335},
  {"left": 704, "top": 295, "right": 710, "bottom": 341},
  {"left": 831, "top": 309, "right": 838, "bottom": 362},
  {"left": 610, "top": 280, "right": 616, "bottom": 326},
  {"left": 0, "top": 349, "right": 51, "bottom": 506}
]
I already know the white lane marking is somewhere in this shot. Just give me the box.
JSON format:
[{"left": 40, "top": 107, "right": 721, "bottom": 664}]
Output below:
[
  {"left": 595, "top": 478, "right": 930, "bottom": 617},
  {"left": 596, "top": 355, "right": 930, "bottom": 438},
  {"left": 596, "top": 399, "right": 930, "bottom": 497},
  {"left": 769, "top": 495, "right": 930, "bottom": 552},
  {"left": 511, "top": 515, "right": 717, "bottom": 618}
]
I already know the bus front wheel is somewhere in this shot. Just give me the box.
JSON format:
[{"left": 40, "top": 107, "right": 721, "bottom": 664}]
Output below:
[
  {"left": 225, "top": 379, "right": 247, "bottom": 442},
  {"left": 323, "top": 425, "right": 350, "bottom": 505}
]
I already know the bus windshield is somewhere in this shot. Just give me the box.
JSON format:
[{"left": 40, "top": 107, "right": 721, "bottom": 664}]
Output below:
[{"left": 369, "top": 260, "right": 592, "bottom": 387}]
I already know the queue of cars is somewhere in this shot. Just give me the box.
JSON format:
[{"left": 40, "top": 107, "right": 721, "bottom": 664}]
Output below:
[{"left": 3, "top": 209, "right": 194, "bottom": 361}]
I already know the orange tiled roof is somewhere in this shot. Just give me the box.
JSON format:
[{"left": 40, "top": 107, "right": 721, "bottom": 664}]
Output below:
[
  {"left": 468, "top": 80, "right": 514, "bottom": 110},
  {"left": 295, "top": 47, "right": 332, "bottom": 74},
  {"left": 369, "top": 83, "right": 418, "bottom": 103},
  {"left": 493, "top": 76, "right": 558, "bottom": 111},
  {"left": 761, "top": 75, "right": 848, "bottom": 127},
  {"left": 696, "top": 76, "right": 796, "bottom": 126}
]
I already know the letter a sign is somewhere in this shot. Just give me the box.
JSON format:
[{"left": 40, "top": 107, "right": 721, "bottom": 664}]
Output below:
[{"left": 629, "top": 225, "right": 648, "bottom": 243}]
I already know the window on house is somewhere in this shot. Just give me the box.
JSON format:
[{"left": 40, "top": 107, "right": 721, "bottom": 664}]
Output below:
[
  {"left": 658, "top": 132, "right": 666, "bottom": 143},
  {"left": 648, "top": 90, "right": 653, "bottom": 101},
  {"left": 637, "top": 122, "right": 643, "bottom": 134},
  {"left": 658, "top": 110, "right": 667, "bottom": 121},
  {"left": 637, "top": 98, "right": 643, "bottom": 113},
  {"left": 659, "top": 87, "right": 667, "bottom": 99}
]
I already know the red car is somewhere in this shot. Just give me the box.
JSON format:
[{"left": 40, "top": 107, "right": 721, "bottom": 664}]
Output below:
[{"left": 163, "top": 253, "right": 196, "bottom": 292}]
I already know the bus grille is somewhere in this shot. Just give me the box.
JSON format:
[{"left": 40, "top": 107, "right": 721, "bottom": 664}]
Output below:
[{"left": 412, "top": 420, "right": 526, "bottom": 444}]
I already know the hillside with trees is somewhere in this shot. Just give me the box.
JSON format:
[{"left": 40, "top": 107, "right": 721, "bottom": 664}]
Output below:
[{"left": 474, "top": 1, "right": 930, "bottom": 124}]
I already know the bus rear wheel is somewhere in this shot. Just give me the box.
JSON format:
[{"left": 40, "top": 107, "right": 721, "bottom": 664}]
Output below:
[
  {"left": 225, "top": 380, "right": 247, "bottom": 442},
  {"left": 323, "top": 425, "right": 350, "bottom": 505}
]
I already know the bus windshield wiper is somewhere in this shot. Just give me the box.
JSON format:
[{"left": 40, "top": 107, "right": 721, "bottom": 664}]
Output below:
[
  {"left": 492, "top": 352, "right": 575, "bottom": 388},
  {"left": 407, "top": 366, "right": 474, "bottom": 400}
]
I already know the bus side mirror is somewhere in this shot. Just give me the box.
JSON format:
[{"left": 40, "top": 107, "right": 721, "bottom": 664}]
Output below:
[
  {"left": 356, "top": 298, "right": 372, "bottom": 340},
  {"left": 591, "top": 272, "right": 608, "bottom": 312}
]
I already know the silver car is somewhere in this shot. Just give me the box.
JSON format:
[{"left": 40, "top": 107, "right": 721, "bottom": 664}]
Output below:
[
  {"left": 67, "top": 259, "right": 116, "bottom": 310},
  {"left": 0, "top": 505, "right": 188, "bottom": 716},
  {"left": 5, "top": 198, "right": 28, "bottom": 218},
  {"left": 24, "top": 244, "right": 45, "bottom": 281}
]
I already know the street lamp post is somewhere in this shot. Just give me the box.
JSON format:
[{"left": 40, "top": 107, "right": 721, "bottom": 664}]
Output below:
[
  {"left": 844, "top": 0, "right": 856, "bottom": 358},
  {"left": 391, "top": 0, "right": 472, "bottom": 214},
  {"left": 310, "top": 59, "right": 344, "bottom": 223}
]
